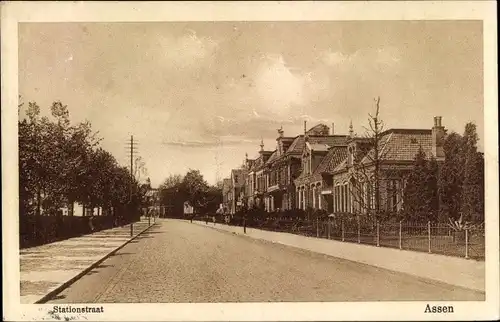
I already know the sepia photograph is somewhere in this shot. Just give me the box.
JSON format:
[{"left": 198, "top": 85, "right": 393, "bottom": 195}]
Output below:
[{"left": 2, "top": 1, "right": 498, "bottom": 321}]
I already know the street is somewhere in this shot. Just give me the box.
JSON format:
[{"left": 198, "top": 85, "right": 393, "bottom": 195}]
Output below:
[{"left": 48, "top": 219, "right": 484, "bottom": 303}]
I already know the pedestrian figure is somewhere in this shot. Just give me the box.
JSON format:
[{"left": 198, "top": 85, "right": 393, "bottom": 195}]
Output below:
[{"left": 212, "top": 215, "right": 216, "bottom": 225}]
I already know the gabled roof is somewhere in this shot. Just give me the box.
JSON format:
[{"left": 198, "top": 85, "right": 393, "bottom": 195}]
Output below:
[
  {"left": 323, "top": 147, "right": 349, "bottom": 173},
  {"left": 308, "top": 135, "right": 348, "bottom": 147},
  {"left": 295, "top": 145, "right": 348, "bottom": 184},
  {"left": 360, "top": 129, "right": 432, "bottom": 164},
  {"left": 231, "top": 168, "right": 247, "bottom": 187},
  {"left": 306, "top": 124, "right": 330, "bottom": 136},
  {"left": 285, "top": 135, "right": 305, "bottom": 154},
  {"left": 265, "top": 150, "right": 279, "bottom": 165},
  {"left": 284, "top": 134, "right": 348, "bottom": 156},
  {"left": 331, "top": 129, "right": 434, "bottom": 173},
  {"left": 247, "top": 150, "right": 273, "bottom": 172}
]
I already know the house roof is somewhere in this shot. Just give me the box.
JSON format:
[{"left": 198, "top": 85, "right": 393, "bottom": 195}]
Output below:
[
  {"left": 306, "top": 124, "right": 331, "bottom": 136},
  {"left": 331, "top": 129, "right": 434, "bottom": 173},
  {"left": 284, "top": 134, "right": 348, "bottom": 156},
  {"left": 307, "top": 142, "right": 330, "bottom": 152},
  {"left": 231, "top": 168, "right": 247, "bottom": 187},
  {"left": 308, "top": 135, "right": 348, "bottom": 147},
  {"left": 360, "top": 129, "right": 433, "bottom": 164},
  {"left": 295, "top": 146, "right": 348, "bottom": 184},
  {"left": 249, "top": 150, "right": 274, "bottom": 171},
  {"left": 266, "top": 150, "right": 279, "bottom": 165},
  {"left": 323, "top": 146, "right": 349, "bottom": 173},
  {"left": 280, "top": 137, "right": 295, "bottom": 151},
  {"left": 285, "top": 135, "right": 305, "bottom": 154}
]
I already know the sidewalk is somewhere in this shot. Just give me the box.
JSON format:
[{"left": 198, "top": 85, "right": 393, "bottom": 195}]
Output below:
[
  {"left": 193, "top": 220, "right": 485, "bottom": 293},
  {"left": 20, "top": 218, "right": 156, "bottom": 304}
]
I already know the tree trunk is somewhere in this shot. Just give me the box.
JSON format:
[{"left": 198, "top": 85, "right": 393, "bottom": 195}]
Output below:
[{"left": 36, "top": 186, "right": 42, "bottom": 216}]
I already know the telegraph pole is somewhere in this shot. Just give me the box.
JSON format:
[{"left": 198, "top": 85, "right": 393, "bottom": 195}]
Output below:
[
  {"left": 125, "top": 136, "right": 140, "bottom": 199},
  {"left": 125, "top": 135, "right": 139, "bottom": 227}
]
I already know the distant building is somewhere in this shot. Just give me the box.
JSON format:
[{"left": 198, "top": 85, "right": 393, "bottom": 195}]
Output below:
[
  {"left": 183, "top": 201, "right": 194, "bottom": 215},
  {"left": 222, "top": 178, "right": 232, "bottom": 213},
  {"left": 229, "top": 168, "right": 247, "bottom": 214}
]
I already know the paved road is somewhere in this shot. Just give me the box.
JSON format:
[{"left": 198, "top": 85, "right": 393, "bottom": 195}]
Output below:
[{"left": 48, "top": 219, "right": 484, "bottom": 303}]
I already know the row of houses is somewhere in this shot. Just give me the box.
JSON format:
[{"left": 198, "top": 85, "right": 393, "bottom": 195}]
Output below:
[{"left": 221, "top": 116, "right": 446, "bottom": 217}]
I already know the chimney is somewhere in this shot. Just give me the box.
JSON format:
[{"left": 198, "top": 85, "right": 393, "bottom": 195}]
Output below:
[
  {"left": 259, "top": 138, "right": 264, "bottom": 152},
  {"left": 331, "top": 123, "right": 335, "bottom": 135},
  {"left": 432, "top": 116, "right": 445, "bottom": 160},
  {"left": 278, "top": 125, "right": 284, "bottom": 138}
]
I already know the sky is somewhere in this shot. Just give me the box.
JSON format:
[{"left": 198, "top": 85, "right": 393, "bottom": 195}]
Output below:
[{"left": 18, "top": 21, "right": 483, "bottom": 187}]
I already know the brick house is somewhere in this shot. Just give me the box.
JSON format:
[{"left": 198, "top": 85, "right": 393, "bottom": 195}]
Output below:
[
  {"left": 263, "top": 122, "right": 346, "bottom": 212},
  {"left": 244, "top": 140, "right": 273, "bottom": 210},
  {"left": 327, "top": 117, "right": 446, "bottom": 216},
  {"left": 232, "top": 116, "right": 446, "bottom": 219},
  {"left": 293, "top": 123, "right": 349, "bottom": 213}
]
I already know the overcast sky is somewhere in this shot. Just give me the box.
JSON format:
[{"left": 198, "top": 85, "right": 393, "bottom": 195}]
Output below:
[{"left": 19, "top": 21, "right": 483, "bottom": 187}]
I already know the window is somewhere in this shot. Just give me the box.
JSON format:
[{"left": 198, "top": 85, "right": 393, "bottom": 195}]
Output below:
[{"left": 347, "top": 183, "right": 351, "bottom": 213}]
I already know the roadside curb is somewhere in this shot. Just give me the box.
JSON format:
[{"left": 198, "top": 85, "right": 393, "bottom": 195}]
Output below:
[{"left": 34, "top": 221, "right": 157, "bottom": 304}]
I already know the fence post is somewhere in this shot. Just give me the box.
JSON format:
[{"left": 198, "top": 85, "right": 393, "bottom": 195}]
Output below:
[
  {"left": 399, "top": 220, "right": 402, "bottom": 250},
  {"left": 341, "top": 219, "right": 345, "bottom": 242},
  {"left": 357, "top": 218, "right": 361, "bottom": 244},
  {"left": 465, "top": 228, "right": 469, "bottom": 259},
  {"left": 130, "top": 222, "right": 133, "bottom": 237},
  {"left": 327, "top": 218, "right": 331, "bottom": 239},
  {"left": 376, "top": 221, "right": 380, "bottom": 247},
  {"left": 427, "top": 221, "right": 431, "bottom": 253},
  {"left": 316, "top": 217, "right": 319, "bottom": 238}
]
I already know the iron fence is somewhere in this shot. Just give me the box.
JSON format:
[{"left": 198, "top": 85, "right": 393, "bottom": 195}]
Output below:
[{"left": 220, "top": 215, "right": 485, "bottom": 261}]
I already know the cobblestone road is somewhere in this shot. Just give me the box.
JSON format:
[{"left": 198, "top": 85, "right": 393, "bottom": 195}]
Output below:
[{"left": 48, "top": 219, "right": 484, "bottom": 303}]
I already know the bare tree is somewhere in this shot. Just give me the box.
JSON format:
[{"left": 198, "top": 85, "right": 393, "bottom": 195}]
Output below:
[{"left": 348, "top": 97, "right": 404, "bottom": 222}]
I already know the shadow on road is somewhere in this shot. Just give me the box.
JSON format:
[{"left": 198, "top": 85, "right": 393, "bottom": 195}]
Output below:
[
  {"left": 50, "top": 294, "right": 67, "bottom": 301},
  {"left": 138, "top": 230, "right": 163, "bottom": 234},
  {"left": 86, "top": 264, "right": 113, "bottom": 275},
  {"left": 109, "top": 252, "right": 134, "bottom": 257}
]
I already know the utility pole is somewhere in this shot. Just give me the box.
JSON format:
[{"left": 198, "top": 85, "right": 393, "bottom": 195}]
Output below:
[
  {"left": 130, "top": 135, "right": 133, "bottom": 200},
  {"left": 125, "top": 135, "right": 139, "bottom": 201}
]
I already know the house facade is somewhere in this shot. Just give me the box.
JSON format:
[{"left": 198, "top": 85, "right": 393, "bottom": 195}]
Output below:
[
  {"left": 245, "top": 141, "right": 273, "bottom": 211},
  {"left": 229, "top": 168, "right": 247, "bottom": 214},
  {"left": 328, "top": 117, "right": 446, "bottom": 217},
  {"left": 293, "top": 123, "right": 349, "bottom": 213},
  {"left": 228, "top": 116, "right": 447, "bottom": 218}
]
